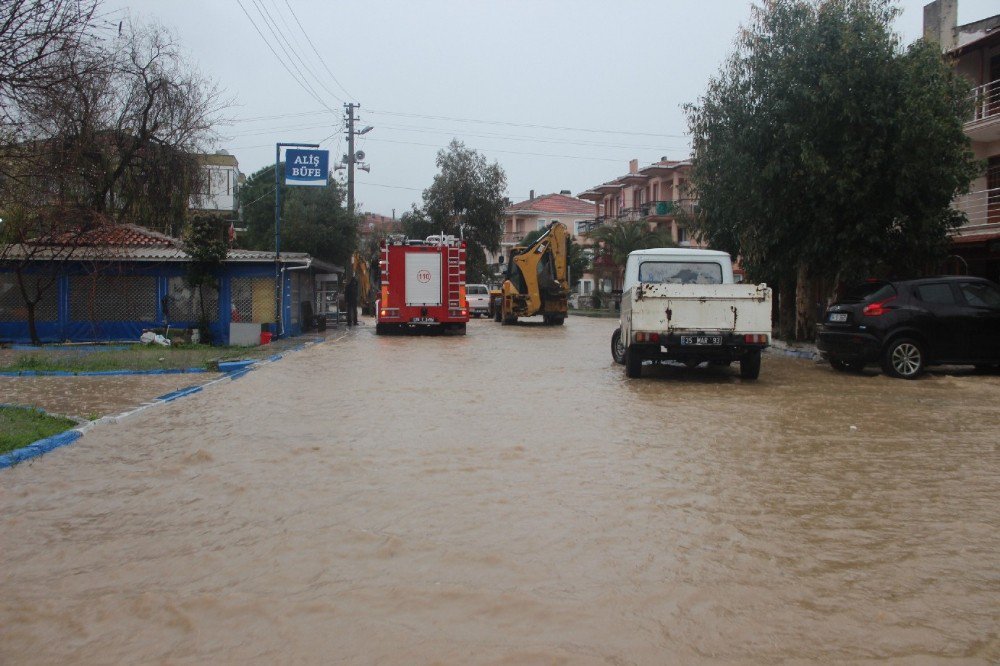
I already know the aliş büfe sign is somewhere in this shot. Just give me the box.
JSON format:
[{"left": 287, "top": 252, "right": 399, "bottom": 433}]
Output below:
[{"left": 285, "top": 149, "right": 329, "bottom": 187}]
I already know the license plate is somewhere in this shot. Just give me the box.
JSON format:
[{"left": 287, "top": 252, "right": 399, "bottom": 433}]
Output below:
[
  {"left": 829, "top": 313, "right": 848, "bottom": 322},
  {"left": 410, "top": 317, "right": 435, "bottom": 323},
  {"left": 681, "top": 335, "right": 721, "bottom": 345}
]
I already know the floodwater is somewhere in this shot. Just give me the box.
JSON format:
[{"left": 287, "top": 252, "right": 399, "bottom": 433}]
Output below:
[
  {"left": 0, "top": 373, "right": 222, "bottom": 419},
  {"left": 2, "top": 317, "right": 998, "bottom": 664}
]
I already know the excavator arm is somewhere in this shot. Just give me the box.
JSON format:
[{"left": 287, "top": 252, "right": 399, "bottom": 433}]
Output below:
[{"left": 500, "top": 221, "right": 570, "bottom": 324}]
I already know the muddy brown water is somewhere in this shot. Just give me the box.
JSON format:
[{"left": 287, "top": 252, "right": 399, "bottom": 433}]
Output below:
[{"left": 2, "top": 317, "right": 998, "bottom": 664}]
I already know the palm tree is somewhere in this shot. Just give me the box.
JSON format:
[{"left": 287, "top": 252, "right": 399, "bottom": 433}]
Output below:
[{"left": 586, "top": 219, "right": 676, "bottom": 291}]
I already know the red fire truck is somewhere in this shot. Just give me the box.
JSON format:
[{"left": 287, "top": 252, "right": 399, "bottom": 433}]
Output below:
[{"left": 375, "top": 235, "right": 469, "bottom": 334}]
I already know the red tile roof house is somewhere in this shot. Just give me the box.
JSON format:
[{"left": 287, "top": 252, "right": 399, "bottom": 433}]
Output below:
[
  {"left": 0, "top": 223, "right": 340, "bottom": 344},
  {"left": 497, "top": 191, "right": 602, "bottom": 293}
]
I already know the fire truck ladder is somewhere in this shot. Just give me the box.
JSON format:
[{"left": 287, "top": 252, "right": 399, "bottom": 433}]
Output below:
[
  {"left": 380, "top": 245, "right": 390, "bottom": 285},
  {"left": 446, "top": 244, "right": 465, "bottom": 309}
]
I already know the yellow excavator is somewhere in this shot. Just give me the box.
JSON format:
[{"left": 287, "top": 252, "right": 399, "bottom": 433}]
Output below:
[{"left": 493, "top": 221, "right": 570, "bottom": 325}]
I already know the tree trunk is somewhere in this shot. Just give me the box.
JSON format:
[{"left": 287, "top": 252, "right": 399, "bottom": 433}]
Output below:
[
  {"left": 794, "top": 261, "right": 815, "bottom": 342},
  {"left": 778, "top": 279, "right": 795, "bottom": 341},
  {"left": 26, "top": 301, "right": 39, "bottom": 345}
]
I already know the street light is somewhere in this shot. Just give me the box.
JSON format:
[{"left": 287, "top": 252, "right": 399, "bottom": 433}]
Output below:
[{"left": 358, "top": 126, "right": 373, "bottom": 135}]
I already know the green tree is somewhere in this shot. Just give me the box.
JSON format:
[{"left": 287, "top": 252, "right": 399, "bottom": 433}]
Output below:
[
  {"left": 183, "top": 212, "right": 228, "bottom": 340},
  {"left": 238, "top": 164, "right": 356, "bottom": 267},
  {"left": 410, "top": 140, "right": 507, "bottom": 283},
  {"left": 686, "top": 0, "right": 978, "bottom": 340}
]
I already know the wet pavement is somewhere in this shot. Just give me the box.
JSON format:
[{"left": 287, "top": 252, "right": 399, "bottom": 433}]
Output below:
[{"left": 1, "top": 316, "right": 998, "bottom": 664}]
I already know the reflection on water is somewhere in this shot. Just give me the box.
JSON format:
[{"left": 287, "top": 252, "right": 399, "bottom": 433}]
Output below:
[{"left": 2, "top": 317, "right": 998, "bottom": 664}]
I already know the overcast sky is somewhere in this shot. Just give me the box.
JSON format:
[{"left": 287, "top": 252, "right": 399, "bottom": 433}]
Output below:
[{"left": 102, "top": 0, "right": 997, "bottom": 218}]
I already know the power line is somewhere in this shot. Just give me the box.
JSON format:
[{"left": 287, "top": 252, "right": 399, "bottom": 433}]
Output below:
[
  {"left": 373, "top": 122, "right": 687, "bottom": 152},
  {"left": 282, "top": 0, "right": 355, "bottom": 101},
  {"left": 246, "top": 0, "right": 338, "bottom": 111},
  {"left": 227, "top": 107, "right": 682, "bottom": 139},
  {"left": 234, "top": 0, "right": 337, "bottom": 114},
  {"left": 362, "top": 137, "right": 639, "bottom": 163},
  {"left": 255, "top": 0, "right": 344, "bottom": 105},
  {"left": 366, "top": 109, "right": 687, "bottom": 139}
]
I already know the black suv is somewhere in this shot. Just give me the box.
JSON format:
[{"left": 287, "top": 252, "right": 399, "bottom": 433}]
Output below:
[{"left": 816, "top": 276, "right": 1000, "bottom": 379}]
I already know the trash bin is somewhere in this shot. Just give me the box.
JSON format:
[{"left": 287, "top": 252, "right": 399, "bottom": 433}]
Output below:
[{"left": 260, "top": 331, "right": 273, "bottom": 345}]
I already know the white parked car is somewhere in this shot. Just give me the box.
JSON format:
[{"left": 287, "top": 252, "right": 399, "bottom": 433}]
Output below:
[{"left": 465, "top": 284, "right": 490, "bottom": 317}]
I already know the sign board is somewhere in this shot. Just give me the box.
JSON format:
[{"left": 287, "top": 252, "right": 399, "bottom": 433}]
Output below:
[{"left": 285, "top": 149, "right": 329, "bottom": 187}]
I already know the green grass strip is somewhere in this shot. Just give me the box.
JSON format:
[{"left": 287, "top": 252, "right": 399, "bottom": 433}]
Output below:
[{"left": 0, "top": 406, "right": 78, "bottom": 455}]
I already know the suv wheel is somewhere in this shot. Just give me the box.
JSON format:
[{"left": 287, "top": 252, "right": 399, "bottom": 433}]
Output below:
[
  {"left": 882, "top": 338, "right": 924, "bottom": 379},
  {"left": 611, "top": 329, "right": 626, "bottom": 365}
]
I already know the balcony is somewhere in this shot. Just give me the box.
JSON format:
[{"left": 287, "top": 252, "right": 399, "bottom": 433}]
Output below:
[
  {"left": 502, "top": 232, "right": 526, "bottom": 245},
  {"left": 967, "top": 79, "right": 1000, "bottom": 143},
  {"left": 578, "top": 217, "right": 609, "bottom": 234},
  {"left": 641, "top": 199, "right": 697, "bottom": 219},
  {"left": 952, "top": 186, "right": 1000, "bottom": 230}
]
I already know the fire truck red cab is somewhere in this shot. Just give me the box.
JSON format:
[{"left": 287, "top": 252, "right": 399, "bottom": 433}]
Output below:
[{"left": 376, "top": 235, "right": 469, "bottom": 335}]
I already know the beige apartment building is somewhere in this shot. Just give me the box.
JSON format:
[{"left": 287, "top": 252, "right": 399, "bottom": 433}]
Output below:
[
  {"left": 577, "top": 158, "right": 700, "bottom": 248},
  {"left": 925, "top": 0, "right": 1000, "bottom": 280}
]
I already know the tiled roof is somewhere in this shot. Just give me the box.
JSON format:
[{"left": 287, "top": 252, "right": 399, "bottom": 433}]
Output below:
[
  {"left": 506, "top": 193, "right": 596, "bottom": 215},
  {"left": 7, "top": 223, "right": 316, "bottom": 265},
  {"left": 47, "top": 224, "right": 181, "bottom": 248}
]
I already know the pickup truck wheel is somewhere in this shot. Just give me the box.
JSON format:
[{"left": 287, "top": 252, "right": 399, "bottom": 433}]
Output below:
[
  {"left": 625, "top": 345, "right": 643, "bottom": 378},
  {"left": 611, "top": 329, "right": 626, "bottom": 365},
  {"left": 740, "top": 350, "right": 761, "bottom": 380}
]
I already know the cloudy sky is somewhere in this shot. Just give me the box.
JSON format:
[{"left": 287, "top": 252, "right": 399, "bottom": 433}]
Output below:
[{"left": 103, "top": 0, "right": 996, "bottom": 218}]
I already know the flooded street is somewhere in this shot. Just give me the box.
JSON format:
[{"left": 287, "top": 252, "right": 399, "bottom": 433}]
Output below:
[{"left": 2, "top": 316, "right": 998, "bottom": 664}]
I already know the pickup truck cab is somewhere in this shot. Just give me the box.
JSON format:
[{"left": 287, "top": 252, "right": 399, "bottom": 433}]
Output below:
[
  {"left": 465, "top": 284, "right": 490, "bottom": 317},
  {"left": 613, "top": 248, "right": 772, "bottom": 379}
]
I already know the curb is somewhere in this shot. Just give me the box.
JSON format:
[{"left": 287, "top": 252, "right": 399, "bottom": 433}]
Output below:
[
  {"left": 0, "top": 368, "right": 208, "bottom": 377},
  {"left": 767, "top": 340, "right": 820, "bottom": 361},
  {"left": 0, "top": 335, "right": 338, "bottom": 470}
]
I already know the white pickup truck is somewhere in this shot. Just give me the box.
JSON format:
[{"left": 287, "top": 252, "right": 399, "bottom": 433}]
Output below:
[{"left": 612, "top": 248, "right": 772, "bottom": 379}]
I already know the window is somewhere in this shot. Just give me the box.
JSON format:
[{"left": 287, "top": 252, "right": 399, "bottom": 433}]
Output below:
[
  {"left": 677, "top": 227, "right": 688, "bottom": 244},
  {"left": 574, "top": 221, "right": 588, "bottom": 236},
  {"left": 537, "top": 219, "right": 547, "bottom": 231},
  {"left": 638, "top": 261, "right": 723, "bottom": 285},
  {"left": 0, "top": 273, "right": 58, "bottom": 322},
  {"left": 70, "top": 275, "right": 156, "bottom": 321},
  {"left": 914, "top": 283, "right": 956, "bottom": 305},
  {"left": 960, "top": 281, "right": 1000, "bottom": 307},
  {"left": 578, "top": 279, "right": 593, "bottom": 295}
]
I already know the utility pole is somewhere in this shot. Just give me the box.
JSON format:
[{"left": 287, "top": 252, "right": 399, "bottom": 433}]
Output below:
[
  {"left": 342, "top": 102, "right": 372, "bottom": 220},
  {"left": 345, "top": 102, "right": 358, "bottom": 217}
]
